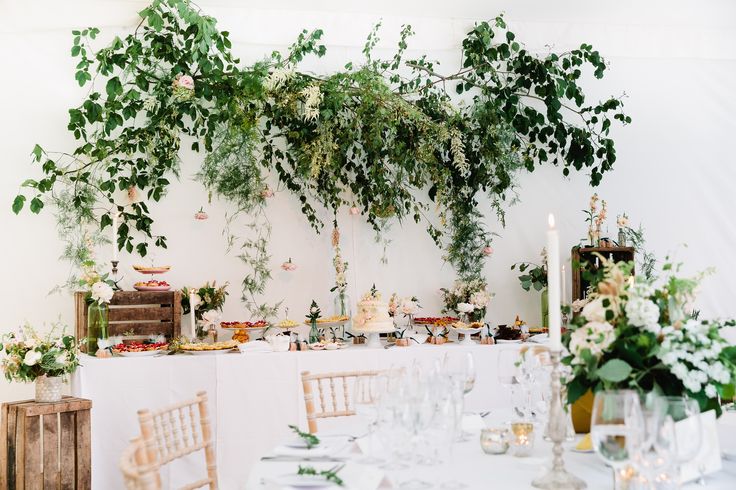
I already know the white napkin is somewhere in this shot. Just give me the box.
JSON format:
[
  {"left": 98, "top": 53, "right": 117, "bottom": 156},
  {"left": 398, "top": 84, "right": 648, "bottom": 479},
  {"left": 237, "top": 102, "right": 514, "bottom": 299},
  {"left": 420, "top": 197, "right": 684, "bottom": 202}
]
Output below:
[
  {"left": 272, "top": 436, "right": 349, "bottom": 458},
  {"left": 238, "top": 340, "right": 272, "bottom": 353}
]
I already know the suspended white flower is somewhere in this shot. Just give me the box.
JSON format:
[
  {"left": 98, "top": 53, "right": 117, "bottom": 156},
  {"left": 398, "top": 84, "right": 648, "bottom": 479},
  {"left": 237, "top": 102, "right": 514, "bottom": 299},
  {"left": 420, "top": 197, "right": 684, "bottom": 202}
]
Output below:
[
  {"left": 300, "top": 84, "right": 323, "bottom": 121},
  {"left": 265, "top": 67, "right": 294, "bottom": 91}
]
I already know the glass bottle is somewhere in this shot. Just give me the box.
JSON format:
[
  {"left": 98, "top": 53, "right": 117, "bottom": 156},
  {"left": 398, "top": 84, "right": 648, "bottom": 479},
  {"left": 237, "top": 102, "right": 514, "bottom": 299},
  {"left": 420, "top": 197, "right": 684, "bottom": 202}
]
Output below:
[
  {"left": 87, "top": 301, "right": 109, "bottom": 355},
  {"left": 309, "top": 319, "right": 321, "bottom": 344}
]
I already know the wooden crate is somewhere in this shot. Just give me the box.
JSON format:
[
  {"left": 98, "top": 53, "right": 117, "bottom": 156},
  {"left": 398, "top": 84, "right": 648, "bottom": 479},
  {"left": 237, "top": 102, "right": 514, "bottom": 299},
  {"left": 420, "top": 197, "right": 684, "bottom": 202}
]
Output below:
[
  {"left": 1, "top": 397, "right": 92, "bottom": 490},
  {"left": 75, "top": 291, "right": 182, "bottom": 349},
  {"left": 571, "top": 246, "right": 635, "bottom": 301}
]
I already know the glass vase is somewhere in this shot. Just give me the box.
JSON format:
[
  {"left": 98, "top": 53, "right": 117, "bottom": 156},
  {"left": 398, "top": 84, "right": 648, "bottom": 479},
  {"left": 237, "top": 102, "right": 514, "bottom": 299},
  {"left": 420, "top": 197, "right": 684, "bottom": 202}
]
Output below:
[
  {"left": 618, "top": 229, "right": 627, "bottom": 247},
  {"left": 309, "top": 319, "right": 321, "bottom": 344},
  {"left": 333, "top": 291, "right": 352, "bottom": 338},
  {"left": 87, "top": 302, "right": 109, "bottom": 355},
  {"left": 541, "top": 288, "right": 549, "bottom": 328}
]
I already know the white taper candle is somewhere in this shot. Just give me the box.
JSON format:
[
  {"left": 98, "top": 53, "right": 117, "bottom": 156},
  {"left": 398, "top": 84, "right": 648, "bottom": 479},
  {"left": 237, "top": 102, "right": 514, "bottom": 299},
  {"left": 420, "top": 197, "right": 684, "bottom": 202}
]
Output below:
[
  {"left": 189, "top": 288, "right": 197, "bottom": 338},
  {"left": 547, "top": 214, "right": 561, "bottom": 351}
]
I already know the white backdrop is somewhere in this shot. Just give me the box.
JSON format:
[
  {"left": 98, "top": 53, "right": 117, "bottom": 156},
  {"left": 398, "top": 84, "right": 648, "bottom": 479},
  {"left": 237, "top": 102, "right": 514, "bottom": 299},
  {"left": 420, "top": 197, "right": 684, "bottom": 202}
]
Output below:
[{"left": 1, "top": 0, "right": 736, "bottom": 402}]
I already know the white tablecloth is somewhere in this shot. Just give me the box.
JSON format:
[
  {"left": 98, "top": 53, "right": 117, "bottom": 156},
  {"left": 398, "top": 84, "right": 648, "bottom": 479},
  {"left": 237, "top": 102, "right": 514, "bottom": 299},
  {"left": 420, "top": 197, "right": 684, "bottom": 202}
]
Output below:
[
  {"left": 246, "top": 415, "right": 736, "bottom": 490},
  {"left": 73, "top": 343, "right": 521, "bottom": 489}
]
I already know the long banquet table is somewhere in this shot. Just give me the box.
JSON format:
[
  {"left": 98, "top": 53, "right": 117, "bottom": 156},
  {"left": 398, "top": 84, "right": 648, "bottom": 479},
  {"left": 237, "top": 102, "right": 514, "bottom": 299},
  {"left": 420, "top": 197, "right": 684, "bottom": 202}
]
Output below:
[{"left": 72, "top": 343, "right": 522, "bottom": 489}]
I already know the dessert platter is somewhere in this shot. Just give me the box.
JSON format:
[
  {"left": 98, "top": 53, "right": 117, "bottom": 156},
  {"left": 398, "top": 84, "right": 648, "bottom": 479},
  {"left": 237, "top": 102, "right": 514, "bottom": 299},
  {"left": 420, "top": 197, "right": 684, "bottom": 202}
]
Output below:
[
  {"left": 450, "top": 320, "right": 484, "bottom": 345},
  {"left": 308, "top": 339, "right": 349, "bottom": 350},
  {"left": 276, "top": 318, "right": 299, "bottom": 329},
  {"left": 494, "top": 316, "right": 528, "bottom": 343},
  {"left": 414, "top": 316, "right": 459, "bottom": 327},
  {"left": 179, "top": 340, "right": 239, "bottom": 355},
  {"left": 133, "top": 279, "right": 171, "bottom": 291},
  {"left": 303, "top": 314, "right": 350, "bottom": 329},
  {"left": 112, "top": 341, "right": 169, "bottom": 357},
  {"left": 132, "top": 265, "right": 171, "bottom": 275},
  {"left": 220, "top": 320, "right": 270, "bottom": 343},
  {"left": 352, "top": 287, "right": 395, "bottom": 348}
]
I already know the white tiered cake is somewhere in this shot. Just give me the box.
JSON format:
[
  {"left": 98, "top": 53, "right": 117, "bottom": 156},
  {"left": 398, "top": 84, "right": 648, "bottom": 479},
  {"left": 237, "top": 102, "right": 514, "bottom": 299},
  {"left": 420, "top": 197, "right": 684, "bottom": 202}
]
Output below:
[{"left": 353, "top": 288, "right": 394, "bottom": 334}]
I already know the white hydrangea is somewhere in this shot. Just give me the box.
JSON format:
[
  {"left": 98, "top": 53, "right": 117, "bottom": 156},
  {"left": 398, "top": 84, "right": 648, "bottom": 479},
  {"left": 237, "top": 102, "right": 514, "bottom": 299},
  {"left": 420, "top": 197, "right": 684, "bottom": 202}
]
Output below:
[
  {"left": 705, "top": 384, "right": 717, "bottom": 398},
  {"left": 470, "top": 291, "right": 491, "bottom": 309},
  {"left": 624, "top": 296, "right": 660, "bottom": 333}
]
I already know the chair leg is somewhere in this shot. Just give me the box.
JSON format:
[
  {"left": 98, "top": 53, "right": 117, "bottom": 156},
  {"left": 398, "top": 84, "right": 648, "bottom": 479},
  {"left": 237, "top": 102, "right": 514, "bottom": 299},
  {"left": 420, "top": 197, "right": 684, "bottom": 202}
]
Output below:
[{"left": 197, "top": 391, "right": 218, "bottom": 489}]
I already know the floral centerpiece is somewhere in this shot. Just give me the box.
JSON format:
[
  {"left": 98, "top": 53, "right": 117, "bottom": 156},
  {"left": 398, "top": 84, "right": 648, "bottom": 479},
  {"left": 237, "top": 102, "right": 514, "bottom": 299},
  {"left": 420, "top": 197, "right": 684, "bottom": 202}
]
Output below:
[
  {"left": 1, "top": 324, "right": 83, "bottom": 402},
  {"left": 583, "top": 193, "right": 607, "bottom": 246},
  {"left": 306, "top": 300, "right": 322, "bottom": 344},
  {"left": 440, "top": 279, "right": 493, "bottom": 323},
  {"left": 78, "top": 261, "right": 115, "bottom": 356},
  {"left": 563, "top": 256, "right": 736, "bottom": 416},
  {"left": 393, "top": 296, "right": 420, "bottom": 341},
  {"left": 181, "top": 282, "right": 228, "bottom": 338},
  {"left": 330, "top": 222, "right": 350, "bottom": 321},
  {"left": 511, "top": 248, "right": 549, "bottom": 327}
]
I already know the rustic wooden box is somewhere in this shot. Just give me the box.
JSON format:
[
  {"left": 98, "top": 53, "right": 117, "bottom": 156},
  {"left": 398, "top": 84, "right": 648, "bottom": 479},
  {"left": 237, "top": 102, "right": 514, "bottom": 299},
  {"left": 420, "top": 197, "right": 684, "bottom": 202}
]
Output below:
[
  {"left": 75, "top": 291, "right": 182, "bottom": 350},
  {"left": 571, "top": 246, "right": 635, "bottom": 301},
  {"left": 1, "top": 397, "right": 92, "bottom": 490}
]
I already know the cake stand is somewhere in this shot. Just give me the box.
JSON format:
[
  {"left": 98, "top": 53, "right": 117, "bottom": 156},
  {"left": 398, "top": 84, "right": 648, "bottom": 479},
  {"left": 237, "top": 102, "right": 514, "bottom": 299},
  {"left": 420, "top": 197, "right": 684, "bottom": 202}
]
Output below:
[{"left": 353, "top": 325, "right": 394, "bottom": 348}]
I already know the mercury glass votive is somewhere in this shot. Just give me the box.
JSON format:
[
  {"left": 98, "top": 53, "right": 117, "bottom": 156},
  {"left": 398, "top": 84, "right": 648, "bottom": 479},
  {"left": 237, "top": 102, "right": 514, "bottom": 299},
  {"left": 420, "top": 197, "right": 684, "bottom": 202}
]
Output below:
[
  {"left": 509, "top": 422, "right": 535, "bottom": 457},
  {"left": 480, "top": 427, "right": 509, "bottom": 455}
]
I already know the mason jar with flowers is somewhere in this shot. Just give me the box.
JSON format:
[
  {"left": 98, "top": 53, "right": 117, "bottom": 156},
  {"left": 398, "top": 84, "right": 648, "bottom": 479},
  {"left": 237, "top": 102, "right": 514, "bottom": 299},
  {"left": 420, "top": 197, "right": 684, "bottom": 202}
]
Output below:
[
  {"left": 562, "top": 256, "right": 736, "bottom": 432},
  {"left": 1, "top": 324, "right": 82, "bottom": 402}
]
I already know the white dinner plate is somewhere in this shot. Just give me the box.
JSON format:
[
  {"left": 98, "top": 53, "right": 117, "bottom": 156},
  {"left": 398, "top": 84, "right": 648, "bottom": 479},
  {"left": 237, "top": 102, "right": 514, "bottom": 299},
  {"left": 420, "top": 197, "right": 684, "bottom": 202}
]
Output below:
[
  {"left": 283, "top": 438, "right": 318, "bottom": 449},
  {"left": 117, "top": 350, "right": 166, "bottom": 357},
  {"left": 184, "top": 349, "right": 236, "bottom": 355},
  {"left": 495, "top": 338, "right": 522, "bottom": 344},
  {"left": 273, "top": 474, "right": 337, "bottom": 488},
  {"left": 529, "top": 333, "right": 549, "bottom": 343}
]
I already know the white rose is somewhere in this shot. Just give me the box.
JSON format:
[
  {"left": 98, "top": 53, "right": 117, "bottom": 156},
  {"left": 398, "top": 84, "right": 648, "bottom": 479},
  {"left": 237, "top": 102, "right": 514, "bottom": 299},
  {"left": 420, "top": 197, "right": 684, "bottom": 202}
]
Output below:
[
  {"left": 581, "top": 298, "right": 607, "bottom": 323},
  {"left": 23, "top": 350, "right": 42, "bottom": 366},
  {"left": 310, "top": 306, "right": 318, "bottom": 315},
  {"left": 91, "top": 281, "right": 114, "bottom": 304},
  {"left": 456, "top": 303, "right": 475, "bottom": 314},
  {"left": 400, "top": 299, "right": 418, "bottom": 316}
]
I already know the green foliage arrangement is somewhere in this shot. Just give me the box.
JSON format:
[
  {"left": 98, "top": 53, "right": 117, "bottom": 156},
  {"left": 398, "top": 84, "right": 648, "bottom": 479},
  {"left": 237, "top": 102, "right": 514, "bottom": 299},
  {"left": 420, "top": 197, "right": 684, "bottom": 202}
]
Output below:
[
  {"left": 1, "top": 325, "right": 82, "bottom": 382},
  {"left": 510, "top": 248, "right": 548, "bottom": 292},
  {"left": 13, "top": 0, "right": 629, "bottom": 305}
]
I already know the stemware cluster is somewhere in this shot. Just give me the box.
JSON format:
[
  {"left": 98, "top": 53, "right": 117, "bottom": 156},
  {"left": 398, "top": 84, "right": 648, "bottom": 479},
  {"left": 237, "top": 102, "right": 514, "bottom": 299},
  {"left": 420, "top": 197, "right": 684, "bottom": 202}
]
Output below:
[
  {"left": 590, "top": 390, "right": 703, "bottom": 490},
  {"left": 354, "top": 353, "right": 476, "bottom": 489}
]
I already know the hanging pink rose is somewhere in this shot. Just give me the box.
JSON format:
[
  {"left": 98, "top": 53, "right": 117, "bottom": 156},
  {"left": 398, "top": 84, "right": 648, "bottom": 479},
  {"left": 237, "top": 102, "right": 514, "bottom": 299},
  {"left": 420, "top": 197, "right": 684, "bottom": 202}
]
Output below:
[
  {"left": 194, "top": 207, "right": 208, "bottom": 220},
  {"left": 349, "top": 206, "right": 360, "bottom": 216},
  {"left": 482, "top": 246, "right": 494, "bottom": 256},
  {"left": 281, "top": 258, "right": 297, "bottom": 271},
  {"left": 176, "top": 74, "right": 195, "bottom": 90},
  {"left": 261, "top": 187, "right": 274, "bottom": 199}
]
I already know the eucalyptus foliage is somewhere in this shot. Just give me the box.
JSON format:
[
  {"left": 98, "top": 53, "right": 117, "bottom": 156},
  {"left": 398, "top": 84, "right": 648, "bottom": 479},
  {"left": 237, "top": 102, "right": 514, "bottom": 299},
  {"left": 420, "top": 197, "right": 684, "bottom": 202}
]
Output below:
[{"left": 14, "top": 0, "right": 630, "bottom": 298}]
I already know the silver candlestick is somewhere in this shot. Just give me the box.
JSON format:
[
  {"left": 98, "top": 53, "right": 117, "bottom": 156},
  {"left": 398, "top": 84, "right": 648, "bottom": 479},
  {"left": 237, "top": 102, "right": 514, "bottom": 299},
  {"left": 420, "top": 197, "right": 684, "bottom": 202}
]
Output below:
[{"left": 532, "top": 349, "right": 586, "bottom": 489}]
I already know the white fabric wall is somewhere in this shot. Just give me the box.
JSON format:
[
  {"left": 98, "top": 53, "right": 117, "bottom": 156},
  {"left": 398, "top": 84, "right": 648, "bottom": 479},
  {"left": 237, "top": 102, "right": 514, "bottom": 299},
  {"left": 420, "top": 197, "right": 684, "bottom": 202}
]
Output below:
[{"left": 1, "top": 0, "right": 735, "bottom": 402}]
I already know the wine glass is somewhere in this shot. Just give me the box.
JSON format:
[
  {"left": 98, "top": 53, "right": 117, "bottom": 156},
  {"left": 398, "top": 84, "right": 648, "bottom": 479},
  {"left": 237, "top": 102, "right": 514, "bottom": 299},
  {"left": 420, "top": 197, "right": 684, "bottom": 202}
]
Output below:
[
  {"left": 632, "top": 394, "right": 679, "bottom": 487},
  {"left": 463, "top": 353, "right": 476, "bottom": 396},
  {"left": 355, "top": 375, "right": 385, "bottom": 465},
  {"left": 664, "top": 396, "right": 702, "bottom": 481},
  {"left": 590, "top": 390, "right": 643, "bottom": 490}
]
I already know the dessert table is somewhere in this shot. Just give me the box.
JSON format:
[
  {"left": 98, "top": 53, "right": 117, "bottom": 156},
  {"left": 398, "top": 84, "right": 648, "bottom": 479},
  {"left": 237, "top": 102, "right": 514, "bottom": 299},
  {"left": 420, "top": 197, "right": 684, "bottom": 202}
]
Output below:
[
  {"left": 246, "top": 414, "right": 736, "bottom": 489},
  {"left": 72, "top": 342, "right": 524, "bottom": 489}
]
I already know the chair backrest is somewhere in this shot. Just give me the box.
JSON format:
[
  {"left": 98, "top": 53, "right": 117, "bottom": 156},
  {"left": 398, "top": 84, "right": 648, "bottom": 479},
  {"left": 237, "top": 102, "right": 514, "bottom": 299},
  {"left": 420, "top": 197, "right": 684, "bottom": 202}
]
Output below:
[
  {"left": 135, "top": 391, "right": 218, "bottom": 490},
  {"left": 300, "top": 370, "right": 380, "bottom": 434},
  {"left": 120, "top": 437, "right": 159, "bottom": 490}
]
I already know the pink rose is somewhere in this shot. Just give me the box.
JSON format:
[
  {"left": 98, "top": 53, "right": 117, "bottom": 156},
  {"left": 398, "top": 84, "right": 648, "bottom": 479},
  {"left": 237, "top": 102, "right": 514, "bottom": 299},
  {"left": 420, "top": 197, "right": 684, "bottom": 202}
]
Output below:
[
  {"left": 177, "top": 75, "right": 194, "bottom": 90},
  {"left": 482, "top": 246, "right": 493, "bottom": 256},
  {"left": 281, "top": 259, "right": 297, "bottom": 271},
  {"left": 349, "top": 207, "right": 360, "bottom": 216},
  {"left": 194, "top": 207, "right": 208, "bottom": 220},
  {"left": 261, "top": 187, "right": 274, "bottom": 198}
]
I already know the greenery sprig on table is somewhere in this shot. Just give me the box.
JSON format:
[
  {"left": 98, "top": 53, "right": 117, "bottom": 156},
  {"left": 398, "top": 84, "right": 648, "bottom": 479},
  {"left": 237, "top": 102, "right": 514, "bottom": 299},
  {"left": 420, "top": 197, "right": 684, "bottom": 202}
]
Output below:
[
  {"left": 13, "top": 0, "right": 629, "bottom": 305},
  {"left": 288, "top": 424, "right": 320, "bottom": 450},
  {"left": 297, "top": 465, "right": 344, "bottom": 486}
]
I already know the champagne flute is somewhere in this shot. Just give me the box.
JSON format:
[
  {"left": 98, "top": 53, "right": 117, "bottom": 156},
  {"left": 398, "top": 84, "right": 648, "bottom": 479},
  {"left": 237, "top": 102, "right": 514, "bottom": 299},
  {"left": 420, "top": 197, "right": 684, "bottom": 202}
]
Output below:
[
  {"left": 590, "top": 390, "right": 643, "bottom": 490},
  {"left": 664, "top": 396, "right": 702, "bottom": 482}
]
